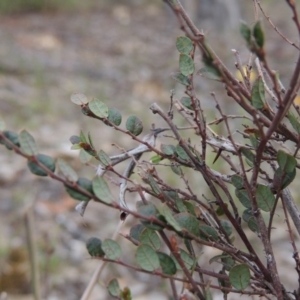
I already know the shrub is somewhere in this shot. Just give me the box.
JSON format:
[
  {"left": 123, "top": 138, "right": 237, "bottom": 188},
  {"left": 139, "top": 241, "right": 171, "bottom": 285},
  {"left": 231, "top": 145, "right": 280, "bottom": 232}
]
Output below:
[{"left": 1, "top": 1, "right": 300, "bottom": 299}]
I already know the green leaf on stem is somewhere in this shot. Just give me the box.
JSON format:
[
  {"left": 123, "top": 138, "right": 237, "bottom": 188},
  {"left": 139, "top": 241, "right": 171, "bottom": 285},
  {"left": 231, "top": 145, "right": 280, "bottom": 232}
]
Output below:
[
  {"left": 57, "top": 158, "right": 78, "bottom": 182},
  {"left": 273, "top": 167, "right": 296, "bottom": 190},
  {"left": 277, "top": 150, "right": 297, "bottom": 173},
  {"left": 0, "top": 131, "right": 20, "bottom": 150},
  {"left": 65, "top": 177, "right": 93, "bottom": 201},
  {"left": 229, "top": 264, "right": 250, "bottom": 290},
  {"left": 199, "top": 225, "right": 218, "bottom": 241},
  {"left": 175, "top": 145, "right": 190, "bottom": 161},
  {"left": 140, "top": 228, "right": 161, "bottom": 250},
  {"left": 79, "top": 149, "right": 93, "bottom": 163},
  {"left": 174, "top": 212, "right": 200, "bottom": 237},
  {"left": 287, "top": 111, "right": 300, "bottom": 134},
  {"left": 147, "top": 173, "right": 161, "bottom": 195},
  {"left": 19, "top": 130, "right": 38, "bottom": 156},
  {"left": 171, "top": 248, "right": 195, "bottom": 271},
  {"left": 176, "top": 36, "right": 193, "bottom": 54},
  {"left": 137, "top": 203, "right": 165, "bottom": 231},
  {"left": 240, "top": 22, "right": 251, "bottom": 45},
  {"left": 240, "top": 147, "right": 255, "bottom": 163},
  {"left": 198, "top": 66, "right": 221, "bottom": 81},
  {"left": 159, "top": 204, "right": 182, "bottom": 231},
  {"left": 129, "top": 224, "right": 145, "bottom": 242},
  {"left": 126, "top": 115, "right": 143, "bottom": 136},
  {"left": 256, "top": 184, "right": 275, "bottom": 212},
  {"left": 171, "top": 72, "right": 191, "bottom": 86},
  {"left": 98, "top": 149, "right": 111, "bottom": 167},
  {"left": 88, "top": 98, "right": 109, "bottom": 118},
  {"left": 180, "top": 97, "right": 193, "bottom": 110},
  {"left": 242, "top": 209, "right": 258, "bottom": 232},
  {"left": 160, "top": 144, "right": 175, "bottom": 156},
  {"left": 86, "top": 237, "right": 105, "bottom": 257},
  {"left": 70, "top": 92, "right": 88, "bottom": 105},
  {"left": 107, "top": 278, "right": 121, "bottom": 298},
  {"left": 231, "top": 174, "right": 244, "bottom": 190},
  {"left": 220, "top": 220, "right": 232, "bottom": 236},
  {"left": 70, "top": 135, "right": 81, "bottom": 145},
  {"left": 251, "top": 77, "right": 265, "bottom": 109},
  {"left": 27, "top": 154, "right": 55, "bottom": 177},
  {"left": 92, "top": 176, "right": 115, "bottom": 204},
  {"left": 108, "top": 108, "right": 122, "bottom": 126},
  {"left": 136, "top": 244, "right": 160, "bottom": 271},
  {"left": 179, "top": 54, "right": 195, "bottom": 76},
  {"left": 170, "top": 162, "right": 183, "bottom": 175},
  {"left": 157, "top": 252, "right": 177, "bottom": 275},
  {"left": 253, "top": 21, "right": 264, "bottom": 48},
  {"left": 235, "top": 189, "right": 251, "bottom": 209},
  {"left": 102, "top": 239, "right": 121, "bottom": 260}
]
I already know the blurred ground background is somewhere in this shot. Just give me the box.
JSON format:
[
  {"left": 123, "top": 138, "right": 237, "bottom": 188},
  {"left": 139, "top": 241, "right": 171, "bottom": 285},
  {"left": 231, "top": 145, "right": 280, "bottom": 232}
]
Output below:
[{"left": 0, "top": 1, "right": 300, "bottom": 299}]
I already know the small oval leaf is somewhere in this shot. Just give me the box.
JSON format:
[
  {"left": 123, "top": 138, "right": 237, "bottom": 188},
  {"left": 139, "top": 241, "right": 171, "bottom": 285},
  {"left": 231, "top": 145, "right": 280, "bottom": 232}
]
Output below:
[
  {"left": 179, "top": 54, "right": 195, "bottom": 76},
  {"left": 176, "top": 36, "right": 193, "bottom": 54},
  {"left": 174, "top": 212, "right": 200, "bottom": 237},
  {"left": 229, "top": 264, "right": 250, "bottom": 290},
  {"left": 102, "top": 239, "right": 121, "bottom": 260},
  {"left": 65, "top": 177, "right": 93, "bottom": 201},
  {"left": 126, "top": 116, "right": 143, "bottom": 136},
  {"left": 86, "top": 237, "right": 105, "bottom": 257},
  {"left": 88, "top": 98, "right": 109, "bottom": 118},
  {"left": 108, "top": 108, "right": 122, "bottom": 126},
  {"left": 92, "top": 176, "right": 115, "bottom": 204},
  {"left": 171, "top": 72, "right": 191, "bottom": 86},
  {"left": 27, "top": 154, "right": 55, "bottom": 177},
  {"left": 19, "top": 130, "right": 38, "bottom": 155},
  {"left": 157, "top": 252, "right": 177, "bottom": 275},
  {"left": 251, "top": 77, "right": 265, "bottom": 109},
  {"left": 136, "top": 244, "right": 160, "bottom": 271},
  {"left": 57, "top": 158, "right": 78, "bottom": 182},
  {"left": 140, "top": 228, "right": 161, "bottom": 250},
  {"left": 107, "top": 278, "right": 121, "bottom": 298},
  {"left": 98, "top": 150, "right": 111, "bottom": 167},
  {"left": 256, "top": 184, "right": 275, "bottom": 212},
  {"left": 70, "top": 92, "right": 88, "bottom": 105},
  {"left": 0, "top": 131, "right": 20, "bottom": 150}
]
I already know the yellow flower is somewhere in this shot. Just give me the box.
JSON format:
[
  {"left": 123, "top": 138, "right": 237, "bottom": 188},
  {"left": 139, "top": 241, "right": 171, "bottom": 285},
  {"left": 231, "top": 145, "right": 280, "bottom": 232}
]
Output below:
[{"left": 236, "top": 66, "right": 257, "bottom": 83}]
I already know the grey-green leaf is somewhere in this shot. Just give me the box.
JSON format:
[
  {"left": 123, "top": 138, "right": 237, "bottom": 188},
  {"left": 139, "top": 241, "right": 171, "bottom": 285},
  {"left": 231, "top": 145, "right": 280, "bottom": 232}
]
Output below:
[
  {"left": 174, "top": 212, "right": 200, "bottom": 237},
  {"left": 175, "top": 145, "right": 190, "bottom": 161},
  {"left": 108, "top": 108, "right": 122, "bottom": 126},
  {"left": 251, "top": 77, "right": 265, "bottom": 109},
  {"left": 88, "top": 98, "right": 109, "bottom": 118},
  {"left": 126, "top": 115, "right": 143, "bottom": 136},
  {"left": 176, "top": 36, "right": 193, "bottom": 54},
  {"left": 240, "top": 22, "right": 251, "bottom": 45},
  {"left": 129, "top": 224, "right": 145, "bottom": 242},
  {"left": 256, "top": 184, "right": 275, "bottom": 212},
  {"left": 171, "top": 72, "right": 191, "bottom": 86},
  {"left": 57, "top": 158, "right": 78, "bottom": 182},
  {"left": 229, "top": 264, "right": 250, "bottom": 290},
  {"left": 107, "top": 278, "right": 121, "bottom": 298},
  {"left": 19, "top": 130, "right": 38, "bottom": 155},
  {"left": 253, "top": 21, "right": 264, "bottom": 48},
  {"left": 140, "top": 229, "right": 161, "bottom": 250},
  {"left": 180, "top": 97, "right": 193, "bottom": 110},
  {"left": 136, "top": 244, "right": 160, "bottom": 271},
  {"left": 92, "top": 177, "right": 115, "bottom": 204},
  {"left": 98, "top": 149, "right": 111, "bottom": 167},
  {"left": 102, "top": 239, "right": 121, "bottom": 260},
  {"left": 79, "top": 149, "right": 92, "bottom": 163},
  {"left": 179, "top": 54, "right": 195, "bottom": 76},
  {"left": 27, "top": 154, "right": 55, "bottom": 177},
  {"left": 231, "top": 174, "right": 244, "bottom": 190},
  {"left": 199, "top": 225, "right": 218, "bottom": 241},
  {"left": 159, "top": 204, "right": 182, "bottom": 231},
  {"left": 277, "top": 150, "right": 297, "bottom": 173},
  {"left": 157, "top": 252, "right": 177, "bottom": 275},
  {"left": 70, "top": 92, "right": 88, "bottom": 105},
  {"left": 86, "top": 237, "right": 105, "bottom": 257},
  {"left": 160, "top": 144, "right": 175, "bottom": 156},
  {"left": 235, "top": 189, "right": 251, "bottom": 209},
  {"left": 171, "top": 248, "right": 195, "bottom": 271},
  {"left": 65, "top": 177, "right": 93, "bottom": 201}
]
